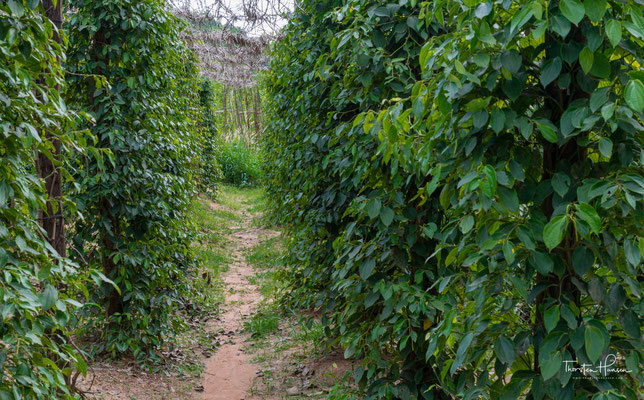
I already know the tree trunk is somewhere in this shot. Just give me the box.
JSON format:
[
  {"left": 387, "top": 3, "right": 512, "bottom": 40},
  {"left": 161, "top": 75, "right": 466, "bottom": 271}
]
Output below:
[
  {"left": 244, "top": 88, "right": 252, "bottom": 132},
  {"left": 253, "top": 88, "right": 260, "bottom": 141},
  {"left": 222, "top": 85, "right": 228, "bottom": 134},
  {"left": 38, "top": 0, "right": 66, "bottom": 257},
  {"left": 234, "top": 89, "right": 244, "bottom": 139}
]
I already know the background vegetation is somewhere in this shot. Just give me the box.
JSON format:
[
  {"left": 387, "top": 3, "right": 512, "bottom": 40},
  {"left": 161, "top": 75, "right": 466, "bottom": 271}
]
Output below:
[
  {"left": 215, "top": 139, "right": 263, "bottom": 185},
  {"left": 263, "top": 0, "right": 643, "bottom": 399}
]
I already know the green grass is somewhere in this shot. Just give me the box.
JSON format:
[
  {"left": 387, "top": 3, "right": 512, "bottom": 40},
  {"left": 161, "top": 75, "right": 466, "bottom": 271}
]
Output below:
[
  {"left": 189, "top": 197, "right": 237, "bottom": 243},
  {"left": 244, "top": 306, "right": 280, "bottom": 337},
  {"left": 246, "top": 236, "right": 282, "bottom": 269},
  {"left": 215, "top": 139, "right": 263, "bottom": 185}
]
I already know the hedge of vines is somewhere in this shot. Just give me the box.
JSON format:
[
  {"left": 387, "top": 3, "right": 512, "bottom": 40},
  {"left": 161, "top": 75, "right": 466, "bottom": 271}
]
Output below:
[
  {"left": 264, "top": 0, "right": 643, "bottom": 399},
  {"left": 65, "top": 0, "right": 204, "bottom": 359},
  {"left": 0, "top": 2, "right": 97, "bottom": 397},
  {"left": 198, "top": 80, "right": 225, "bottom": 197},
  {"left": 2, "top": 0, "right": 214, "bottom": 396}
]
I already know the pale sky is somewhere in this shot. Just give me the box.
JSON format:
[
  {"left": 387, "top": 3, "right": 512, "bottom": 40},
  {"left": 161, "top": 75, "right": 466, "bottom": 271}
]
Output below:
[{"left": 208, "top": 0, "right": 292, "bottom": 36}]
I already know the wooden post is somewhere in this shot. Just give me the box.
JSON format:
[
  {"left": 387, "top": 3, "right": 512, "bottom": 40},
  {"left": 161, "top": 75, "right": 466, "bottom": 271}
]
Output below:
[
  {"left": 234, "top": 89, "right": 245, "bottom": 140},
  {"left": 253, "top": 87, "right": 260, "bottom": 143},
  {"left": 222, "top": 85, "right": 228, "bottom": 134}
]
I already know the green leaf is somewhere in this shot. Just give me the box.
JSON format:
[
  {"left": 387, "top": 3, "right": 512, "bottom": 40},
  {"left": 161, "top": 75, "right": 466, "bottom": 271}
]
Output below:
[
  {"left": 590, "top": 53, "right": 610, "bottom": 79},
  {"left": 40, "top": 285, "right": 58, "bottom": 311},
  {"left": 575, "top": 202, "right": 601, "bottom": 234},
  {"left": 543, "top": 215, "right": 567, "bottom": 251},
  {"left": 460, "top": 215, "right": 474, "bottom": 233},
  {"left": 516, "top": 117, "right": 533, "bottom": 140},
  {"left": 502, "top": 241, "right": 515, "bottom": 264},
  {"left": 439, "top": 185, "right": 453, "bottom": 209},
  {"left": 621, "top": 310, "right": 641, "bottom": 338},
  {"left": 560, "top": 0, "right": 585, "bottom": 25},
  {"left": 601, "top": 102, "right": 615, "bottom": 120},
  {"left": 541, "top": 352, "right": 562, "bottom": 380},
  {"left": 473, "top": 52, "right": 490, "bottom": 68},
  {"left": 412, "top": 98, "right": 425, "bottom": 119},
  {"left": 423, "top": 223, "right": 438, "bottom": 238},
  {"left": 359, "top": 259, "right": 376, "bottom": 280},
  {"left": 584, "top": 324, "right": 605, "bottom": 363},
  {"left": 425, "top": 165, "right": 442, "bottom": 197},
  {"left": 627, "top": 9, "right": 644, "bottom": 40},
  {"left": 494, "top": 336, "right": 515, "bottom": 364},
  {"left": 508, "top": 159, "right": 524, "bottom": 181},
  {"left": 498, "top": 187, "right": 519, "bottom": 212},
  {"left": 380, "top": 207, "right": 394, "bottom": 226},
  {"left": 367, "top": 198, "right": 382, "bottom": 219},
  {"left": 534, "top": 251, "right": 554, "bottom": 274},
  {"left": 598, "top": 137, "right": 612, "bottom": 158},
  {"left": 475, "top": 2, "right": 492, "bottom": 19},
  {"left": 536, "top": 119, "right": 558, "bottom": 143},
  {"left": 480, "top": 165, "right": 497, "bottom": 198},
  {"left": 344, "top": 344, "right": 356, "bottom": 359},
  {"left": 490, "top": 108, "right": 505, "bottom": 133},
  {"left": 606, "top": 283, "right": 626, "bottom": 314},
  {"left": 551, "top": 14, "right": 571, "bottom": 37},
  {"left": 624, "top": 79, "right": 644, "bottom": 113},
  {"left": 551, "top": 173, "right": 570, "bottom": 197},
  {"left": 0, "top": 181, "right": 9, "bottom": 204},
  {"left": 589, "top": 87, "right": 610, "bottom": 112},
  {"left": 544, "top": 305, "right": 560, "bottom": 332},
  {"left": 588, "top": 277, "right": 604, "bottom": 302},
  {"left": 540, "top": 57, "right": 562, "bottom": 87},
  {"left": 7, "top": 0, "right": 25, "bottom": 17},
  {"left": 560, "top": 304, "right": 578, "bottom": 329},
  {"left": 584, "top": 0, "right": 606, "bottom": 22},
  {"left": 624, "top": 239, "right": 641, "bottom": 266},
  {"left": 502, "top": 50, "right": 522, "bottom": 74},
  {"left": 606, "top": 20, "right": 622, "bottom": 47},
  {"left": 450, "top": 332, "right": 474, "bottom": 374},
  {"left": 372, "top": 29, "right": 386, "bottom": 48},
  {"left": 572, "top": 246, "right": 594, "bottom": 276},
  {"left": 579, "top": 47, "right": 594, "bottom": 74}
]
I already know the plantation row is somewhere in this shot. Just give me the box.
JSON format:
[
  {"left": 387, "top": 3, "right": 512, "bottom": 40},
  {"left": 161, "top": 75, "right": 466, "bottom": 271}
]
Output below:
[
  {"left": 1, "top": 1, "right": 258, "bottom": 397},
  {"left": 264, "top": 0, "right": 643, "bottom": 399}
]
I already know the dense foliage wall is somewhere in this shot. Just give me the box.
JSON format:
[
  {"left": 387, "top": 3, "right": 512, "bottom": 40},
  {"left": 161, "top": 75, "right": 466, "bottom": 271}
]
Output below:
[
  {"left": 198, "top": 80, "right": 225, "bottom": 196},
  {"left": 0, "top": 2, "right": 96, "bottom": 397},
  {"left": 65, "top": 0, "right": 203, "bottom": 358},
  {"left": 264, "top": 0, "right": 643, "bottom": 399}
]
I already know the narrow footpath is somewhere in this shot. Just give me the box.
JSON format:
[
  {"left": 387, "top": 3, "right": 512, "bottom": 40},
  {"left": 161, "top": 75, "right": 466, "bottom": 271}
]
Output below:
[{"left": 202, "top": 193, "right": 279, "bottom": 400}]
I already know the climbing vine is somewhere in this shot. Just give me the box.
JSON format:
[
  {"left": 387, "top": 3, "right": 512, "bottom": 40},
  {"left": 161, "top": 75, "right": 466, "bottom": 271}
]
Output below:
[
  {"left": 198, "top": 80, "right": 224, "bottom": 197},
  {"left": 264, "top": 0, "right": 643, "bottom": 398},
  {"left": 65, "top": 0, "right": 203, "bottom": 359},
  {"left": 0, "top": 1, "right": 100, "bottom": 397}
]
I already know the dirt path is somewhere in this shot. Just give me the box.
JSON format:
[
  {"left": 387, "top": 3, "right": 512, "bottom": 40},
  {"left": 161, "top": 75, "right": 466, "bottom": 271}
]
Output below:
[
  {"left": 77, "top": 188, "right": 348, "bottom": 399},
  {"left": 202, "top": 198, "right": 277, "bottom": 400}
]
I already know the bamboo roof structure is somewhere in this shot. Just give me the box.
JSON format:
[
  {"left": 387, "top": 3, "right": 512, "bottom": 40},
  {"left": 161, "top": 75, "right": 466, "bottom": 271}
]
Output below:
[{"left": 170, "top": 0, "right": 291, "bottom": 87}]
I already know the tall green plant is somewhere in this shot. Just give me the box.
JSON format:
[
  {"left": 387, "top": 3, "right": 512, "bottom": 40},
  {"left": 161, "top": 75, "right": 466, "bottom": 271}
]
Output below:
[
  {"left": 0, "top": 1, "right": 99, "bottom": 397},
  {"left": 65, "top": 0, "right": 202, "bottom": 359},
  {"left": 264, "top": 0, "right": 643, "bottom": 398},
  {"left": 198, "top": 79, "right": 224, "bottom": 197}
]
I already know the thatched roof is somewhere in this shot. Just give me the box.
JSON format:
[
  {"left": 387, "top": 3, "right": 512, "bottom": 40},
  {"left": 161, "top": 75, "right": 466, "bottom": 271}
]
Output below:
[{"left": 170, "top": 0, "right": 290, "bottom": 87}]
